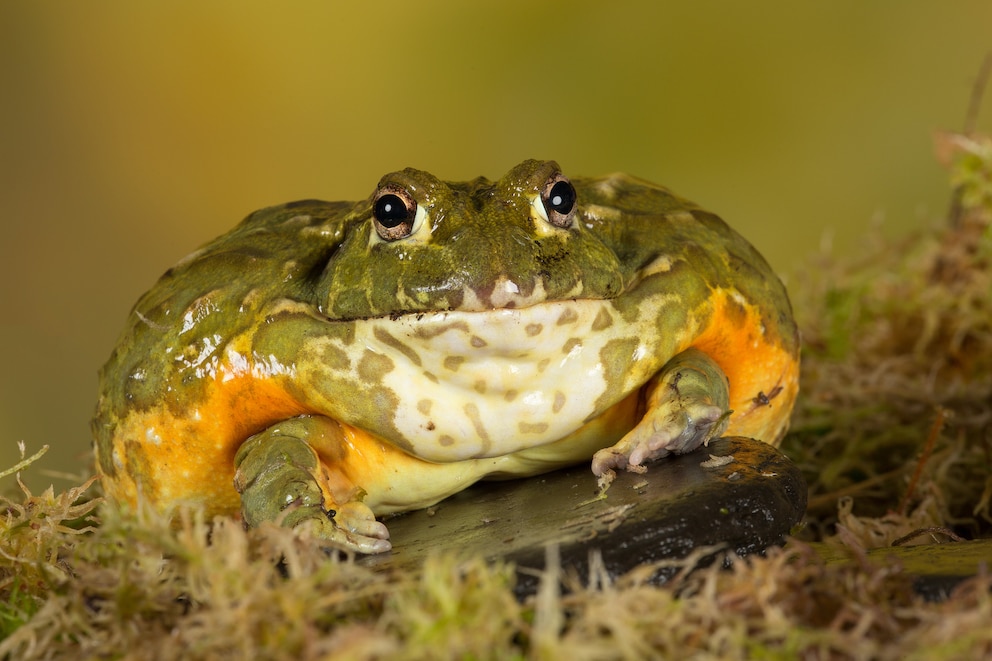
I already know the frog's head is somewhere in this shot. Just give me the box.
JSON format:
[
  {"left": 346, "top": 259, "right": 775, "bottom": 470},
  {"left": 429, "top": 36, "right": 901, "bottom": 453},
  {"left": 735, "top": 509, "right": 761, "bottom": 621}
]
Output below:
[{"left": 317, "top": 160, "right": 626, "bottom": 319}]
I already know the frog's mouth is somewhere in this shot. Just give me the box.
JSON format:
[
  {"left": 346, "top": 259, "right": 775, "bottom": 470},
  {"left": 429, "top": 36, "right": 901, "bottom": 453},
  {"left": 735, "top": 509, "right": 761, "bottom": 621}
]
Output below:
[{"left": 390, "top": 274, "right": 591, "bottom": 316}]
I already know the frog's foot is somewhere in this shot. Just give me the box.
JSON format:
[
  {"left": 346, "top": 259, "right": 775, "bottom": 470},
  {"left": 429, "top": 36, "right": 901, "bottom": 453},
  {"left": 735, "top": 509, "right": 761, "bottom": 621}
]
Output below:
[
  {"left": 591, "top": 348, "right": 731, "bottom": 484},
  {"left": 291, "top": 500, "right": 391, "bottom": 556},
  {"left": 233, "top": 416, "right": 391, "bottom": 554}
]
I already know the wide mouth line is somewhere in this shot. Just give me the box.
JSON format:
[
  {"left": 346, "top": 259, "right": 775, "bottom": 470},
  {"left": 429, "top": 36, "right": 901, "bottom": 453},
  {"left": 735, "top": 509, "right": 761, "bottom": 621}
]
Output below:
[{"left": 325, "top": 296, "right": 600, "bottom": 325}]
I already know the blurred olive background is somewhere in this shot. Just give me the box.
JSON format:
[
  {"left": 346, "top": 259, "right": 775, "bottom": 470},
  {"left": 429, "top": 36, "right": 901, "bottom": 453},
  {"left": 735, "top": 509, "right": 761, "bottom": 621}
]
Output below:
[{"left": 2, "top": 2, "right": 991, "bottom": 487}]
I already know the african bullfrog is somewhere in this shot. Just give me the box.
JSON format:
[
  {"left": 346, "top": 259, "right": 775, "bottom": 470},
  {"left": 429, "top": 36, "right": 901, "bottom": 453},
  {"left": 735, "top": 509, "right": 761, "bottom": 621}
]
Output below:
[{"left": 92, "top": 160, "right": 799, "bottom": 554}]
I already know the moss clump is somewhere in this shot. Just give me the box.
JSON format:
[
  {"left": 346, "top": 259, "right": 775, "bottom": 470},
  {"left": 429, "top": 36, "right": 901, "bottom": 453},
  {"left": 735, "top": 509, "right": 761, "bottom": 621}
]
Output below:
[
  {"left": 0, "top": 445, "right": 99, "bottom": 645},
  {"left": 3, "top": 485, "right": 992, "bottom": 660},
  {"left": 782, "top": 130, "right": 992, "bottom": 546}
]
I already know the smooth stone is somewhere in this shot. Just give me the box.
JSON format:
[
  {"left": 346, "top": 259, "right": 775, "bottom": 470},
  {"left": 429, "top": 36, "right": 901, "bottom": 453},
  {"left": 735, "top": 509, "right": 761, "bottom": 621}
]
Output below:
[{"left": 359, "top": 436, "right": 808, "bottom": 595}]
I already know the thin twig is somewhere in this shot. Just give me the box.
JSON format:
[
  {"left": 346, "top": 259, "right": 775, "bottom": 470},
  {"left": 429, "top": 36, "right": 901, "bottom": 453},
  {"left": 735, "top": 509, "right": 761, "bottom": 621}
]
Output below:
[
  {"left": 898, "top": 407, "right": 947, "bottom": 516},
  {"left": 949, "top": 52, "right": 992, "bottom": 228},
  {"left": 0, "top": 444, "right": 49, "bottom": 480},
  {"left": 891, "top": 526, "right": 966, "bottom": 546},
  {"left": 963, "top": 52, "right": 992, "bottom": 137}
]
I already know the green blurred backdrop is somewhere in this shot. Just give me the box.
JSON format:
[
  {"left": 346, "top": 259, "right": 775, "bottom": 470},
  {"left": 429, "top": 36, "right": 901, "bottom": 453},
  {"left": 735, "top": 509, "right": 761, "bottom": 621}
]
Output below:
[{"left": 2, "top": 2, "right": 991, "bottom": 487}]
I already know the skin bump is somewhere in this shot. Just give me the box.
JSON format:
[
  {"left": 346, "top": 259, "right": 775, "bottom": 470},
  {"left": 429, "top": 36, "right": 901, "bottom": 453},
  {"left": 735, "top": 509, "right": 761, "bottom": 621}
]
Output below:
[
  {"left": 318, "top": 342, "right": 351, "bottom": 373},
  {"left": 373, "top": 326, "right": 422, "bottom": 368},
  {"left": 592, "top": 337, "right": 641, "bottom": 414},
  {"left": 443, "top": 356, "right": 465, "bottom": 372},
  {"left": 463, "top": 403, "right": 491, "bottom": 452},
  {"left": 525, "top": 323, "right": 543, "bottom": 336},
  {"left": 556, "top": 308, "right": 579, "bottom": 325},
  {"left": 519, "top": 421, "right": 550, "bottom": 434},
  {"left": 356, "top": 350, "right": 394, "bottom": 382},
  {"left": 591, "top": 306, "right": 614, "bottom": 331},
  {"left": 412, "top": 320, "right": 471, "bottom": 340}
]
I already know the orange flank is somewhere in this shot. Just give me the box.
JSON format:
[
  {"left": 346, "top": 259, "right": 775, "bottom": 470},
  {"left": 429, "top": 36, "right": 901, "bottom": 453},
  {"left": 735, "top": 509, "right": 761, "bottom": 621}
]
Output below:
[
  {"left": 691, "top": 288, "right": 800, "bottom": 445},
  {"left": 101, "top": 372, "right": 308, "bottom": 520}
]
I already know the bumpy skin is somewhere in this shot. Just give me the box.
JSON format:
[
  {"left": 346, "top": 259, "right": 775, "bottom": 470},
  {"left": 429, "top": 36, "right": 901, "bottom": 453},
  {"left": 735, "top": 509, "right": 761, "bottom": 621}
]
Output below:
[{"left": 92, "top": 160, "right": 800, "bottom": 553}]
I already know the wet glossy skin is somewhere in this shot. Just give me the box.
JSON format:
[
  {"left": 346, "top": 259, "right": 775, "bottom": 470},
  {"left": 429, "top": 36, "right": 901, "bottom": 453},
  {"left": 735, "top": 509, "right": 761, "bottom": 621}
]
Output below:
[{"left": 92, "top": 160, "right": 800, "bottom": 553}]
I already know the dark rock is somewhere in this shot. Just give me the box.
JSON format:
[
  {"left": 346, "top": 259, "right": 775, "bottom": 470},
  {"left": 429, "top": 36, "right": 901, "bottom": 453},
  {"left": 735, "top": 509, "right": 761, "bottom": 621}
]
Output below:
[{"left": 360, "top": 436, "right": 807, "bottom": 595}]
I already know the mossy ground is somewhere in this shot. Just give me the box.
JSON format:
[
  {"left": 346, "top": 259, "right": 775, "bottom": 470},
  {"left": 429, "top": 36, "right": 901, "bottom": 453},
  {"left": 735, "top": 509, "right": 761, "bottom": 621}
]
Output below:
[{"left": 2, "top": 132, "right": 991, "bottom": 660}]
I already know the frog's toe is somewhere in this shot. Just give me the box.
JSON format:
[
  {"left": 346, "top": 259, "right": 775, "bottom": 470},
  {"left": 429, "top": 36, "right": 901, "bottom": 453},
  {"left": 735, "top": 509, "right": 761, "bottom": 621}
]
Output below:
[
  {"left": 282, "top": 487, "right": 392, "bottom": 554},
  {"left": 335, "top": 501, "right": 391, "bottom": 545},
  {"left": 301, "top": 500, "right": 391, "bottom": 554},
  {"left": 632, "top": 402, "right": 727, "bottom": 461},
  {"left": 350, "top": 535, "right": 392, "bottom": 555},
  {"left": 266, "top": 493, "right": 393, "bottom": 554},
  {"left": 302, "top": 509, "right": 392, "bottom": 555},
  {"left": 591, "top": 403, "right": 728, "bottom": 477},
  {"left": 328, "top": 523, "right": 391, "bottom": 555},
  {"left": 591, "top": 447, "right": 631, "bottom": 476},
  {"left": 591, "top": 431, "right": 655, "bottom": 478}
]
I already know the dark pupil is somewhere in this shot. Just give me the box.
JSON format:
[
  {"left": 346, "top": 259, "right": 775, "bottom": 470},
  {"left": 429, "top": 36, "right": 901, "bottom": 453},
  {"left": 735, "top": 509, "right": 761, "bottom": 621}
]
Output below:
[
  {"left": 548, "top": 180, "right": 575, "bottom": 214},
  {"left": 374, "top": 194, "right": 409, "bottom": 228}
]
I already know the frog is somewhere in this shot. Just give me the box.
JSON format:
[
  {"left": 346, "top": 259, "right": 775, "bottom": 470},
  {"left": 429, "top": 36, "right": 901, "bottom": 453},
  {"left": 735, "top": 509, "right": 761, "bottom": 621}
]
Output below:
[{"left": 92, "top": 159, "right": 800, "bottom": 554}]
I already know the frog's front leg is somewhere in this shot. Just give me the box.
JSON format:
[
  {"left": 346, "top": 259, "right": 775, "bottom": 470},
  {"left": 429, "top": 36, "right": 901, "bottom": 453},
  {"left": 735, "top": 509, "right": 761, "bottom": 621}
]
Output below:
[
  {"left": 233, "top": 416, "right": 391, "bottom": 554},
  {"left": 591, "top": 348, "right": 731, "bottom": 485}
]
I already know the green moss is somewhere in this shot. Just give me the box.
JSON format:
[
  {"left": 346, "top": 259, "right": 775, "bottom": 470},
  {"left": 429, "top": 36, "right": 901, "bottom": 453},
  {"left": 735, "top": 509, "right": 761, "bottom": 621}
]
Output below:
[{"left": 0, "top": 579, "right": 40, "bottom": 641}]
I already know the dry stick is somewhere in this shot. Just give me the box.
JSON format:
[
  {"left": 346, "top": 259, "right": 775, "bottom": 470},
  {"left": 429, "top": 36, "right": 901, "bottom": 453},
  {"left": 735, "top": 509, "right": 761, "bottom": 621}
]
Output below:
[
  {"left": 964, "top": 53, "right": 992, "bottom": 138},
  {"left": 948, "top": 52, "right": 992, "bottom": 228},
  {"left": 891, "top": 526, "right": 965, "bottom": 547},
  {"left": 897, "top": 407, "right": 948, "bottom": 516},
  {"left": 0, "top": 444, "right": 49, "bottom": 480}
]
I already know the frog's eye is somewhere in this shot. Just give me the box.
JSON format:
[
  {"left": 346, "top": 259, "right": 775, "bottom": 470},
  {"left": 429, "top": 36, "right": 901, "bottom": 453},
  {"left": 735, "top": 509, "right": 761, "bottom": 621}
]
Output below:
[
  {"left": 372, "top": 187, "right": 420, "bottom": 241},
  {"left": 537, "top": 174, "right": 577, "bottom": 229}
]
